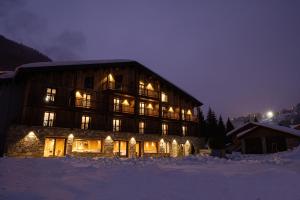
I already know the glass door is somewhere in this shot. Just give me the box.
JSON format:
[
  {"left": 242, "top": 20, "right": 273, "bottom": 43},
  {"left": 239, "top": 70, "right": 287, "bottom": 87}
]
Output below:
[{"left": 44, "top": 138, "right": 66, "bottom": 157}]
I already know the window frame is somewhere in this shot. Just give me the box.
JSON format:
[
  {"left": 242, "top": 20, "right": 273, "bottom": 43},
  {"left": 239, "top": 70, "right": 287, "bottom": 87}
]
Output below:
[
  {"left": 43, "top": 111, "right": 55, "bottom": 127},
  {"left": 45, "top": 88, "right": 56, "bottom": 103},
  {"left": 113, "top": 118, "right": 121, "bottom": 132},
  {"left": 81, "top": 115, "right": 91, "bottom": 130}
]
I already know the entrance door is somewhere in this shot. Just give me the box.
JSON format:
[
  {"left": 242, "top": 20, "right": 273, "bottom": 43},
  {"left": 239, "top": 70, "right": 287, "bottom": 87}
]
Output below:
[
  {"left": 135, "top": 142, "right": 141, "bottom": 157},
  {"left": 44, "top": 138, "right": 66, "bottom": 157},
  {"left": 113, "top": 141, "right": 128, "bottom": 157}
]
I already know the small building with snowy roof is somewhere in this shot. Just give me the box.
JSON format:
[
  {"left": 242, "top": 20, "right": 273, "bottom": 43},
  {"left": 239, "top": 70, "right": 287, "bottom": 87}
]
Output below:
[{"left": 227, "top": 122, "right": 300, "bottom": 154}]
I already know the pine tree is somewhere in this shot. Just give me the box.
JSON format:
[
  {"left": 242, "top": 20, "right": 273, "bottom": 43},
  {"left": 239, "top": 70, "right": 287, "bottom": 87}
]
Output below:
[
  {"left": 206, "top": 107, "right": 218, "bottom": 137},
  {"left": 217, "top": 116, "right": 226, "bottom": 136},
  {"left": 198, "top": 109, "right": 206, "bottom": 137},
  {"left": 226, "top": 118, "right": 234, "bottom": 133},
  {"left": 253, "top": 116, "right": 258, "bottom": 122}
]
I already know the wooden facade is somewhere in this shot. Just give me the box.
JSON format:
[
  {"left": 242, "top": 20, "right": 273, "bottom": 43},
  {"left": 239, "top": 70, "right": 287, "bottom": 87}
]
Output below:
[{"left": 1, "top": 60, "right": 203, "bottom": 157}]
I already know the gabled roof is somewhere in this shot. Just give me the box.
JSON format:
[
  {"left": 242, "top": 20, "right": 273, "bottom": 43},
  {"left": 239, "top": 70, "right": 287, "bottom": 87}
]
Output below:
[
  {"left": 11, "top": 59, "right": 203, "bottom": 106},
  {"left": 227, "top": 122, "right": 300, "bottom": 138}
]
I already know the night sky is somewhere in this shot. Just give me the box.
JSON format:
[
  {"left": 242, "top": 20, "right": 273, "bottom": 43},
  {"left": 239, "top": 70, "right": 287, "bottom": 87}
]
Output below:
[{"left": 1, "top": 0, "right": 299, "bottom": 118}]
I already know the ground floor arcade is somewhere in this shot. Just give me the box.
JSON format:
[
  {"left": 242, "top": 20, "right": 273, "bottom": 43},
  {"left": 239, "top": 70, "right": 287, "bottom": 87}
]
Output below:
[{"left": 5, "top": 125, "right": 201, "bottom": 158}]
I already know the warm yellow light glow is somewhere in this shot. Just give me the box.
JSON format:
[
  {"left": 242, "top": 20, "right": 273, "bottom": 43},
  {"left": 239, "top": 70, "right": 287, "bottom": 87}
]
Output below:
[
  {"left": 187, "top": 109, "right": 192, "bottom": 115},
  {"left": 122, "top": 99, "right": 129, "bottom": 106},
  {"left": 108, "top": 74, "right": 114, "bottom": 82},
  {"left": 160, "top": 138, "right": 164, "bottom": 143},
  {"left": 147, "top": 103, "right": 153, "bottom": 109},
  {"left": 172, "top": 139, "right": 177, "bottom": 144},
  {"left": 146, "top": 83, "right": 154, "bottom": 90},
  {"left": 185, "top": 140, "right": 190, "bottom": 145},
  {"left": 105, "top": 136, "right": 112, "bottom": 141},
  {"left": 168, "top": 107, "right": 174, "bottom": 112},
  {"left": 139, "top": 81, "right": 144, "bottom": 85},
  {"left": 266, "top": 111, "right": 274, "bottom": 119},
  {"left": 130, "top": 137, "right": 136, "bottom": 144},
  {"left": 27, "top": 131, "right": 36, "bottom": 139},
  {"left": 76, "top": 91, "right": 81, "bottom": 98},
  {"left": 68, "top": 134, "right": 74, "bottom": 140}
]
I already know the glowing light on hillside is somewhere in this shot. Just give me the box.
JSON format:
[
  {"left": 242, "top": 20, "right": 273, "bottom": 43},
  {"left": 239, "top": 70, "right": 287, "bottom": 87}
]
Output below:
[{"left": 266, "top": 111, "right": 274, "bottom": 119}]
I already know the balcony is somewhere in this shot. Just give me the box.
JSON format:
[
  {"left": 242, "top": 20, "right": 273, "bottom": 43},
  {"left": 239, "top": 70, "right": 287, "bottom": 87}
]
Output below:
[
  {"left": 184, "top": 115, "right": 198, "bottom": 122},
  {"left": 162, "top": 112, "right": 180, "bottom": 120},
  {"left": 102, "top": 81, "right": 134, "bottom": 93},
  {"left": 74, "top": 90, "right": 97, "bottom": 109},
  {"left": 139, "top": 88, "right": 159, "bottom": 99},
  {"left": 145, "top": 108, "right": 159, "bottom": 117},
  {"left": 114, "top": 105, "right": 134, "bottom": 114}
]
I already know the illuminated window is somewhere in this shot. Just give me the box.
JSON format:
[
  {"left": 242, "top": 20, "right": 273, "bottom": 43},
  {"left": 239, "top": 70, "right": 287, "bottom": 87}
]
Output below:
[
  {"left": 161, "top": 92, "right": 168, "bottom": 102},
  {"left": 144, "top": 141, "right": 157, "bottom": 153},
  {"left": 43, "top": 111, "right": 55, "bottom": 127},
  {"left": 45, "top": 88, "right": 56, "bottom": 102},
  {"left": 139, "top": 121, "right": 145, "bottom": 134},
  {"left": 182, "top": 125, "right": 187, "bottom": 136},
  {"left": 81, "top": 115, "right": 91, "bottom": 130},
  {"left": 113, "top": 141, "right": 127, "bottom": 156},
  {"left": 43, "top": 138, "right": 65, "bottom": 157},
  {"left": 113, "top": 119, "right": 121, "bottom": 132},
  {"left": 162, "top": 106, "right": 166, "bottom": 116},
  {"left": 72, "top": 140, "right": 101, "bottom": 152},
  {"left": 114, "top": 98, "right": 120, "bottom": 112},
  {"left": 139, "top": 102, "right": 145, "bottom": 115},
  {"left": 75, "top": 91, "right": 91, "bottom": 108},
  {"left": 181, "top": 109, "right": 185, "bottom": 120},
  {"left": 139, "top": 81, "right": 145, "bottom": 95},
  {"left": 162, "top": 123, "right": 168, "bottom": 135}
]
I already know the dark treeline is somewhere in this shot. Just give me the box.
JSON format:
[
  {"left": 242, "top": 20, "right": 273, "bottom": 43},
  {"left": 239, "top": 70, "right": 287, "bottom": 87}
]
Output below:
[{"left": 198, "top": 108, "right": 235, "bottom": 149}]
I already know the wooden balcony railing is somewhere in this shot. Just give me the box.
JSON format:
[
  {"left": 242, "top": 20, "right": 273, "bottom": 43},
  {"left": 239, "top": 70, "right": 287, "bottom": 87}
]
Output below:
[
  {"left": 114, "top": 105, "right": 134, "bottom": 114},
  {"left": 145, "top": 109, "right": 159, "bottom": 117},
  {"left": 162, "top": 112, "right": 180, "bottom": 120},
  {"left": 138, "top": 89, "right": 159, "bottom": 99},
  {"left": 184, "top": 115, "right": 198, "bottom": 122},
  {"left": 102, "top": 81, "right": 134, "bottom": 93},
  {"left": 74, "top": 97, "right": 97, "bottom": 109}
]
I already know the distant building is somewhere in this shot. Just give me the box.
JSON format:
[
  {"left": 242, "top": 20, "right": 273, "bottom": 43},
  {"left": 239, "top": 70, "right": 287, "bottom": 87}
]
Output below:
[
  {"left": 0, "top": 60, "right": 203, "bottom": 158},
  {"left": 227, "top": 122, "right": 300, "bottom": 154}
]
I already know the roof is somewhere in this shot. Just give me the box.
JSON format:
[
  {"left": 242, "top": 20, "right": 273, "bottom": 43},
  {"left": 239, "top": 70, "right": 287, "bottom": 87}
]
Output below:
[
  {"left": 290, "top": 124, "right": 300, "bottom": 129},
  {"left": 0, "top": 71, "right": 15, "bottom": 80},
  {"left": 12, "top": 59, "right": 203, "bottom": 106},
  {"left": 227, "top": 122, "right": 300, "bottom": 138}
]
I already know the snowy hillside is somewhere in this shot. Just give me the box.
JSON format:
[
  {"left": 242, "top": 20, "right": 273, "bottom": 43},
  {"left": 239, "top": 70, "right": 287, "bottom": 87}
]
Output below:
[{"left": 1, "top": 149, "right": 300, "bottom": 200}]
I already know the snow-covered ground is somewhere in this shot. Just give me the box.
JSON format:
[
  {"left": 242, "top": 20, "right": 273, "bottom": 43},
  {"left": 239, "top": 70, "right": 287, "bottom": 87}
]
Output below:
[{"left": 1, "top": 149, "right": 300, "bottom": 200}]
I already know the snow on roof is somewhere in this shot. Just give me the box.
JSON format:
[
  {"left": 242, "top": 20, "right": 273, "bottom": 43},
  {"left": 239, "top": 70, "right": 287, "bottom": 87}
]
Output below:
[
  {"left": 228, "top": 122, "right": 300, "bottom": 138},
  {"left": 290, "top": 124, "right": 300, "bottom": 129},
  {"left": 236, "top": 126, "right": 259, "bottom": 138},
  {"left": 0, "top": 71, "right": 15, "bottom": 79},
  {"left": 17, "top": 59, "right": 134, "bottom": 70}
]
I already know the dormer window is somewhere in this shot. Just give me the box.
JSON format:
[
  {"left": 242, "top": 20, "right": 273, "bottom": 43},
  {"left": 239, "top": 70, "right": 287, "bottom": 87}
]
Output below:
[
  {"left": 45, "top": 88, "right": 56, "bottom": 103},
  {"left": 161, "top": 92, "right": 168, "bottom": 102}
]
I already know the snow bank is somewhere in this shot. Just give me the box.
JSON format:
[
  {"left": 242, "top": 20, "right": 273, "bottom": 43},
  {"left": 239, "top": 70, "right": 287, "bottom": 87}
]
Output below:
[{"left": 1, "top": 148, "right": 300, "bottom": 200}]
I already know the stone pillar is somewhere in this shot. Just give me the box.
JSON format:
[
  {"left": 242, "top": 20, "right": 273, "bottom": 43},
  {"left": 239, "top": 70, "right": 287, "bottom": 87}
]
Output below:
[
  {"left": 261, "top": 137, "right": 267, "bottom": 154},
  {"left": 103, "top": 136, "right": 114, "bottom": 156},
  {"left": 171, "top": 140, "right": 178, "bottom": 157},
  {"left": 66, "top": 134, "right": 74, "bottom": 155},
  {"left": 241, "top": 139, "right": 246, "bottom": 154},
  {"left": 128, "top": 137, "right": 136, "bottom": 158}
]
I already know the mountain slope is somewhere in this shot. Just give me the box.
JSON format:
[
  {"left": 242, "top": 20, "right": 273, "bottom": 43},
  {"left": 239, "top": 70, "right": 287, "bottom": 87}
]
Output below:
[{"left": 0, "top": 35, "right": 51, "bottom": 71}]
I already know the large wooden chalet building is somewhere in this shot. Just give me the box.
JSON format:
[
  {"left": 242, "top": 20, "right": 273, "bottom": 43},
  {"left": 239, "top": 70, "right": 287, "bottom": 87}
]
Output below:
[{"left": 0, "top": 60, "right": 203, "bottom": 158}]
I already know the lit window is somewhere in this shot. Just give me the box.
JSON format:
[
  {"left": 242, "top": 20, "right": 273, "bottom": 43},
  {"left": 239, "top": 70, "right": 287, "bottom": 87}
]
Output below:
[
  {"left": 114, "top": 98, "right": 120, "bottom": 112},
  {"left": 113, "top": 119, "right": 121, "bottom": 132},
  {"left": 75, "top": 91, "right": 91, "bottom": 108},
  {"left": 113, "top": 141, "right": 127, "bottom": 156},
  {"left": 161, "top": 92, "right": 168, "bottom": 102},
  {"left": 45, "top": 88, "right": 56, "bottom": 102},
  {"left": 139, "top": 81, "right": 145, "bottom": 95},
  {"left": 139, "top": 102, "right": 145, "bottom": 115},
  {"left": 162, "top": 106, "right": 166, "bottom": 116},
  {"left": 81, "top": 115, "right": 91, "bottom": 130},
  {"left": 139, "top": 121, "right": 145, "bottom": 134},
  {"left": 181, "top": 109, "right": 185, "bottom": 120},
  {"left": 43, "top": 111, "right": 55, "bottom": 127},
  {"left": 182, "top": 125, "right": 187, "bottom": 136},
  {"left": 72, "top": 140, "right": 101, "bottom": 152},
  {"left": 162, "top": 123, "right": 168, "bottom": 135},
  {"left": 144, "top": 141, "right": 157, "bottom": 153}
]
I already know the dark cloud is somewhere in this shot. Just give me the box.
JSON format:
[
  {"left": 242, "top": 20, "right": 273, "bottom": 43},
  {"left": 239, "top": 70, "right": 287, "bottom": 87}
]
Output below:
[
  {"left": 45, "top": 31, "right": 87, "bottom": 60},
  {"left": 0, "top": 1, "right": 86, "bottom": 60}
]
